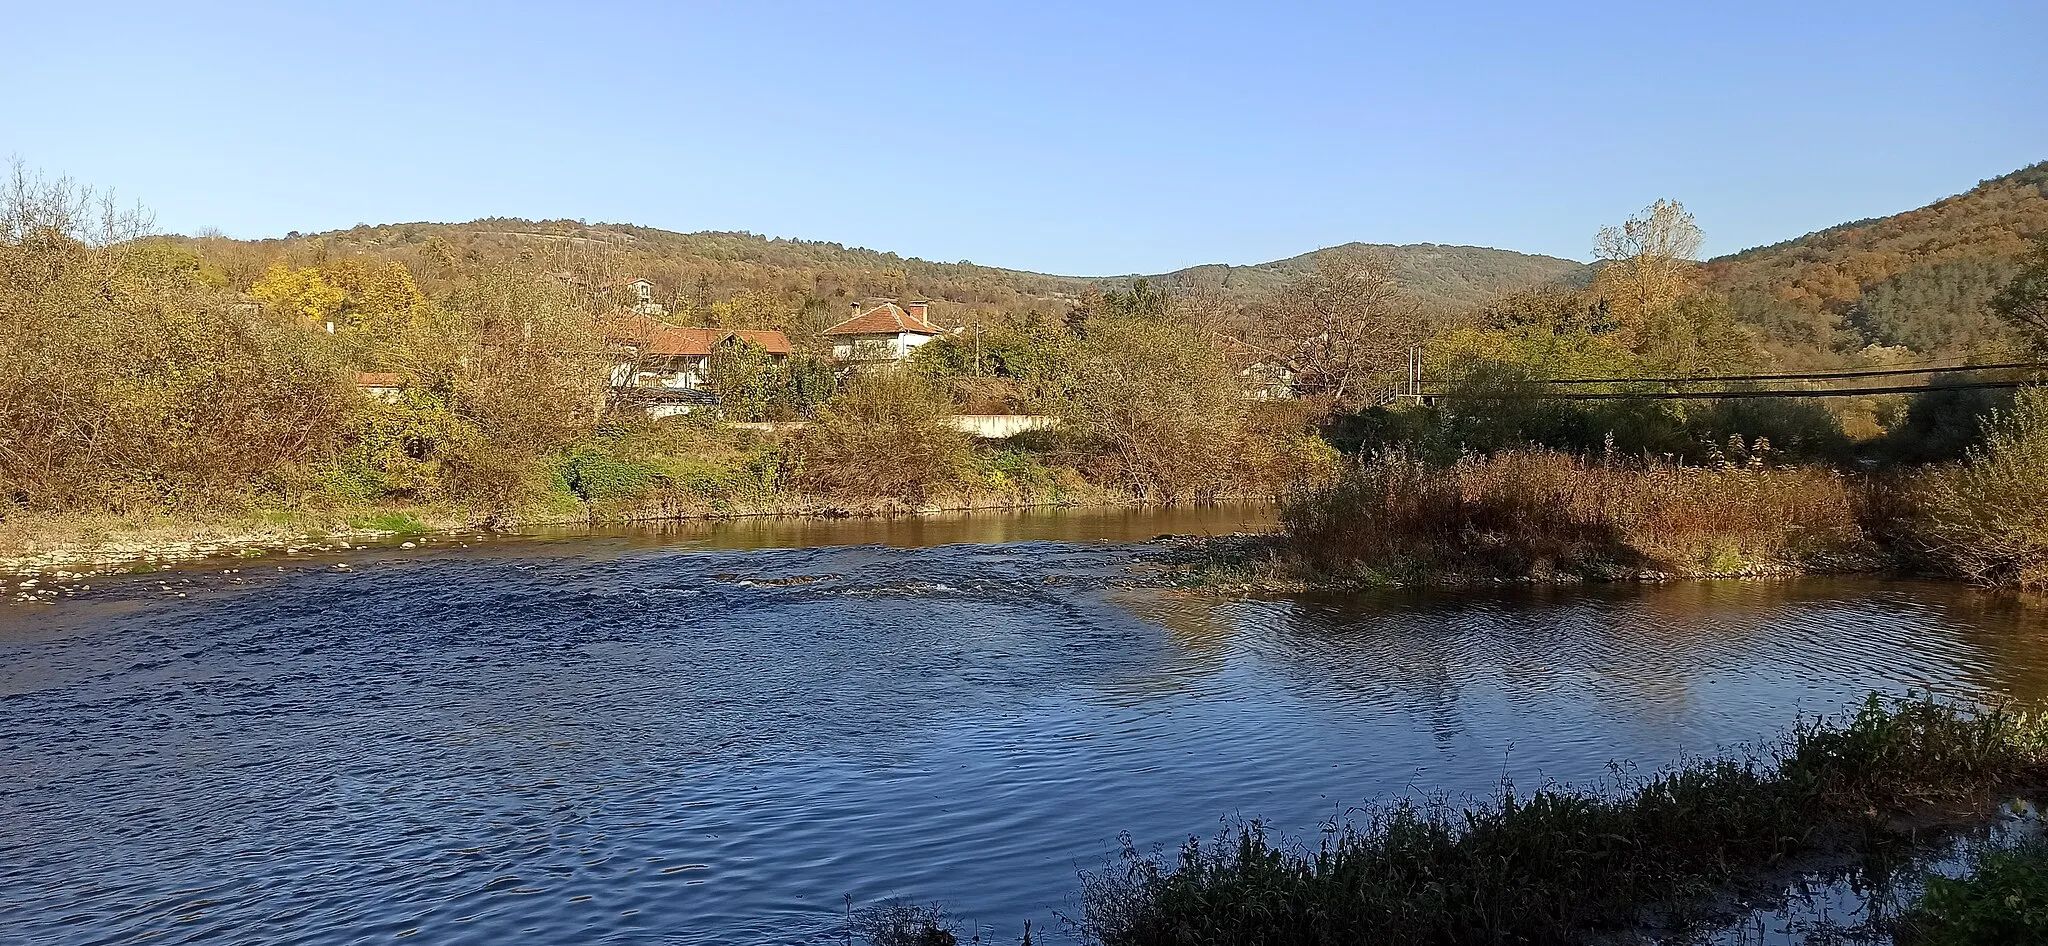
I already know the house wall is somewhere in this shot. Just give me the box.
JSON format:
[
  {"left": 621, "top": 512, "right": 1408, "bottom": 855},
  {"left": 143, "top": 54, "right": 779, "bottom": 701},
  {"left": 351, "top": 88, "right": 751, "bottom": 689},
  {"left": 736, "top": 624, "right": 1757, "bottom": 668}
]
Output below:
[
  {"left": 832, "top": 332, "right": 936, "bottom": 362},
  {"left": 617, "top": 356, "right": 711, "bottom": 390}
]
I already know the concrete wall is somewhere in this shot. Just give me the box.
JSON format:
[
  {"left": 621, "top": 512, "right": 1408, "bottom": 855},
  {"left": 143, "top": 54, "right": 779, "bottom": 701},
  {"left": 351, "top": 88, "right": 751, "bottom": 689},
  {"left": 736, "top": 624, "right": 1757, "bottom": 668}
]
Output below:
[
  {"left": 945, "top": 414, "right": 1059, "bottom": 438},
  {"left": 723, "top": 415, "right": 1059, "bottom": 440}
]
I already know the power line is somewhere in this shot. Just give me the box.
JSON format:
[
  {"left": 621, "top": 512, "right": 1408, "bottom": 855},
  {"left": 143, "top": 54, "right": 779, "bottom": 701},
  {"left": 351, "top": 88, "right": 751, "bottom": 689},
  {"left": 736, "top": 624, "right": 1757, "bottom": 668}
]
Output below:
[
  {"left": 1532, "top": 361, "right": 2046, "bottom": 385},
  {"left": 1499, "top": 380, "right": 2030, "bottom": 400}
]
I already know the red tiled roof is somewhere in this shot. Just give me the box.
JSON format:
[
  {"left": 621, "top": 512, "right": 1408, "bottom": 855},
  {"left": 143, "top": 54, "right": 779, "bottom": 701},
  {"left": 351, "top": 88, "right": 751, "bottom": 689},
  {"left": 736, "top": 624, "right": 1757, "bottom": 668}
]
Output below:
[
  {"left": 823, "top": 302, "right": 941, "bottom": 337},
  {"left": 604, "top": 312, "right": 666, "bottom": 343},
  {"left": 644, "top": 326, "right": 793, "bottom": 357},
  {"left": 356, "top": 371, "right": 403, "bottom": 388}
]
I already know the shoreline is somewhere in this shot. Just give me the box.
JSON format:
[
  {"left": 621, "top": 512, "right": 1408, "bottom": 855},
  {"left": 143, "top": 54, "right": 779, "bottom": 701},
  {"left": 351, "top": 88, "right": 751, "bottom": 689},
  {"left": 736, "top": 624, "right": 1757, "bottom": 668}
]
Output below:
[
  {"left": 0, "top": 493, "right": 1272, "bottom": 577},
  {"left": 1144, "top": 532, "right": 1908, "bottom": 592}
]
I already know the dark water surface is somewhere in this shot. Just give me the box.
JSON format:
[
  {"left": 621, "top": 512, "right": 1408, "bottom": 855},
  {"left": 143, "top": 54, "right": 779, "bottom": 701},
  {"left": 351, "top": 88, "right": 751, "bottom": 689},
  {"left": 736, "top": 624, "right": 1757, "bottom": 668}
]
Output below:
[{"left": 4, "top": 506, "right": 2046, "bottom": 945}]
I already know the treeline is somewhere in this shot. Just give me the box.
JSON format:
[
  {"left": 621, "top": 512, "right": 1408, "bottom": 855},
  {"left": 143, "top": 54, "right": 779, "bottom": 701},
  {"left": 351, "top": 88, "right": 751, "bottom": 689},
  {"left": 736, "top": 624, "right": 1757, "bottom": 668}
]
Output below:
[
  {"left": 0, "top": 167, "right": 614, "bottom": 523},
  {"left": 0, "top": 164, "right": 1341, "bottom": 527}
]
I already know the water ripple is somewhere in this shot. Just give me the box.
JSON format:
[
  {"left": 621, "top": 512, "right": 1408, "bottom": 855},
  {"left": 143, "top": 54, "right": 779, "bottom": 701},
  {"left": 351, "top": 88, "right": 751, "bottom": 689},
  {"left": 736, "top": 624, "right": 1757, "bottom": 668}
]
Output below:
[{"left": 3, "top": 537, "right": 2044, "bottom": 945}]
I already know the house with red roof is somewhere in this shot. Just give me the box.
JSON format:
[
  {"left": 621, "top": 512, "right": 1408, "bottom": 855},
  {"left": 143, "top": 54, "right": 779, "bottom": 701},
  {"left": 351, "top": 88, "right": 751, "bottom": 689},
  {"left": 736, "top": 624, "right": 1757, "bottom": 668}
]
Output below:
[
  {"left": 608, "top": 312, "right": 793, "bottom": 417},
  {"left": 824, "top": 300, "right": 943, "bottom": 365},
  {"left": 355, "top": 371, "right": 405, "bottom": 404}
]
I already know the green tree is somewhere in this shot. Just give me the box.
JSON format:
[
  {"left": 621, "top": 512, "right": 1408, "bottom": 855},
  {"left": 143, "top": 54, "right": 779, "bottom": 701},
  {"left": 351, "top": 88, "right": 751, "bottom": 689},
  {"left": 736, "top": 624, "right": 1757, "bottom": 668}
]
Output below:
[
  {"left": 1991, "top": 236, "right": 2048, "bottom": 349},
  {"left": 1056, "top": 304, "right": 1248, "bottom": 502},
  {"left": 794, "top": 372, "right": 972, "bottom": 503}
]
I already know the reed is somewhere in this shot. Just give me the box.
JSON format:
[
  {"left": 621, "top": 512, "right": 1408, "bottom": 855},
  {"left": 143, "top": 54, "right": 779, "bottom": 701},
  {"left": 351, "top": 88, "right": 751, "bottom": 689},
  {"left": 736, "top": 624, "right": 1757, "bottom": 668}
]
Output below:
[{"left": 1272, "top": 448, "right": 1871, "bottom": 583}]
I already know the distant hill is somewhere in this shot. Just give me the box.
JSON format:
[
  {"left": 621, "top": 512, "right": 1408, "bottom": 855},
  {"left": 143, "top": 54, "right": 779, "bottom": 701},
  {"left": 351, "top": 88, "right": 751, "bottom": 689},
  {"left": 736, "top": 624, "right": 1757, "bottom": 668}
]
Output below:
[
  {"left": 182, "top": 221, "right": 1591, "bottom": 338},
  {"left": 1703, "top": 161, "right": 2048, "bottom": 364},
  {"left": 1140, "top": 243, "right": 1592, "bottom": 311}
]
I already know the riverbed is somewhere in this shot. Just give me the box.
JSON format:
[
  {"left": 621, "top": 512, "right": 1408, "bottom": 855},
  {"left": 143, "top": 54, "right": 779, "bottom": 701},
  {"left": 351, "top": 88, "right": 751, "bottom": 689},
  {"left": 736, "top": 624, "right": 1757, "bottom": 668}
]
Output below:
[{"left": 3, "top": 506, "right": 2044, "bottom": 944}]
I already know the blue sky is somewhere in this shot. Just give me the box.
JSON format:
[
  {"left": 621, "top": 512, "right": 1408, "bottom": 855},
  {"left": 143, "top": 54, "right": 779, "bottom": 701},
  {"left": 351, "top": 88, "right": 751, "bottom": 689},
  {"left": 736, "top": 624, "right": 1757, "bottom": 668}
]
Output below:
[{"left": 2, "top": 1, "right": 2041, "bottom": 274}]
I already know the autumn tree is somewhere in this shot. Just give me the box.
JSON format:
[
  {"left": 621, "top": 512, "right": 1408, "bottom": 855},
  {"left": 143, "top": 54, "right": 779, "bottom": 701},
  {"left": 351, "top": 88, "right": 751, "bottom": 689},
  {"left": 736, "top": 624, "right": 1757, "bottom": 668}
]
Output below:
[
  {"left": 429, "top": 264, "right": 609, "bottom": 520},
  {"left": 0, "top": 161, "right": 355, "bottom": 510},
  {"left": 1592, "top": 199, "right": 1703, "bottom": 339},
  {"left": 1055, "top": 299, "right": 1249, "bottom": 502}
]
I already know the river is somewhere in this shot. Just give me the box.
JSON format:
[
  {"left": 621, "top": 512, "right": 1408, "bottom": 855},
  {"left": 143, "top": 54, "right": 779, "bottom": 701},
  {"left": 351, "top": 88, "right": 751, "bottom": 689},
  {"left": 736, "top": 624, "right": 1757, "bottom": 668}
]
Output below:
[{"left": 3, "top": 505, "right": 2045, "bottom": 945}]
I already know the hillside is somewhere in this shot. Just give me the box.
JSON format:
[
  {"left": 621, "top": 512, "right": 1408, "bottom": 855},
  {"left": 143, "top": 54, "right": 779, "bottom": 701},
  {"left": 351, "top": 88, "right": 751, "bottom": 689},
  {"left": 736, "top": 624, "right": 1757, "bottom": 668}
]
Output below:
[
  {"left": 174, "top": 160, "right": 2048, "bottom": 364},
  {"left": 1703, "top": 161, "right": 2048, "bottom": 364},
  {"left": 181, "top": 221, "right": 1589, "bottom": 338},
  {"left": 1141, "top": 243, "right": 1591, "bottom": 310}
]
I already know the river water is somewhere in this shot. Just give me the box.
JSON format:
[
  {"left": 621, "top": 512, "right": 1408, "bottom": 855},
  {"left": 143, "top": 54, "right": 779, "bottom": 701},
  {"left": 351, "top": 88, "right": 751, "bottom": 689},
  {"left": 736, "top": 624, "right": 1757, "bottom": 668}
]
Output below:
[{"left": 3, "top": 506, "right": 2045, "bottom": 945}]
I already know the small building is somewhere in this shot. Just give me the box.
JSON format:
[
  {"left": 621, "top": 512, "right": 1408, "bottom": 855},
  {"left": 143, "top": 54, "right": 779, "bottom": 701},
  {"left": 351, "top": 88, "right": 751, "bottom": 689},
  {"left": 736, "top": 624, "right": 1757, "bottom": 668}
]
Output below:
[
  {"left": 1223, "top": 341, "right": 1299, "bottom": 401},
  {"left": 823, "top": 300, "right": 941, "bottom": 365},
  {"left": 356, "top": 371, "right": 404, "bottom": 403},
  {"left": 625, "top": 277, "right": 667, "bottom": 317}
]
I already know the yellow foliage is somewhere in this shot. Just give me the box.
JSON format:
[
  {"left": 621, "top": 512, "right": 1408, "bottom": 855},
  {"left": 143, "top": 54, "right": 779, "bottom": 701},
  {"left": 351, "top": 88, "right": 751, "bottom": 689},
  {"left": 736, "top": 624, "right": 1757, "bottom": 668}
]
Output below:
[{"left": 249, "top": 263, "right": 347, "bottom": 323}]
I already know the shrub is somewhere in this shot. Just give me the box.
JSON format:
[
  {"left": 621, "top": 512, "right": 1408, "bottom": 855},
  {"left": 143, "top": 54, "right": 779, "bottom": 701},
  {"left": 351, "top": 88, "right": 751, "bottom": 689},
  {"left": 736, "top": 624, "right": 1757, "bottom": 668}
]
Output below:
[
  {"left": 850, "top": 899, "right": 957, "bottom": 946},
  {"left": 795, "top": 373, "right": 974, "bottom": 504},
  {"left": 1914, "top": 387, "right": 2048, "bottom": 591},
  {"left": 1896, "top": 841, "right": 2048, "bottom": 945}
]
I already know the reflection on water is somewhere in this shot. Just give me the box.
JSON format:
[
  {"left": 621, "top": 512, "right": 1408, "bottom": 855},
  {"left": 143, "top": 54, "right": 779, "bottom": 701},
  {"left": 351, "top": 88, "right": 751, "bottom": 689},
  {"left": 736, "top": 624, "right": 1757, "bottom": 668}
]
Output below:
[
  {"left": 2, "top": 516, "right": 2045, "bottom": 945},
  {"left": 517, "top": 502, "right": 1278, "bottom": 555}
]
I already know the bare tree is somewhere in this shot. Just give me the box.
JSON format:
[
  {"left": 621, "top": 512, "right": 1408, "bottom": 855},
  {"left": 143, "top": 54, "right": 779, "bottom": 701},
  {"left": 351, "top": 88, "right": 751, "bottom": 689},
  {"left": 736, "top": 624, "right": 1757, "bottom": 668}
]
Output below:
[{"left": 1264, "top": 248, "right": 1420, "bottom": 407}]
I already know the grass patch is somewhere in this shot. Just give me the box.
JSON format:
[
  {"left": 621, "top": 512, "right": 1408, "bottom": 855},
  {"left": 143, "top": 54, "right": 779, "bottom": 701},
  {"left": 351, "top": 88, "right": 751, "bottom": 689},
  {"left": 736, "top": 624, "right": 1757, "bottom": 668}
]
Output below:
[
  {"left": 348, "top": 511, "right": 430, "bottom": 535},
  {"left": 1078, "top": 696, "right": 2048, "bottom": 946},
  {"left": 1896, "top": 840, "right": 2048, "bottom": 944}
]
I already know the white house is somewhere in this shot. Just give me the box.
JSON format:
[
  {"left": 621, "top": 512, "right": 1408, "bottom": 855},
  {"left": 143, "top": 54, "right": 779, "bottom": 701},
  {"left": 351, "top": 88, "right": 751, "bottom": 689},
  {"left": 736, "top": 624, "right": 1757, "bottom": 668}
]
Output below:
[
  {"left": 823, "top": 301, "right": 941, "bottom": 365},
  {"left": 625, "top": 277, "right": 668, "bottom": 317},
  {"left": 1224, "top": 340, "right": 1300, "bottom": 401}
]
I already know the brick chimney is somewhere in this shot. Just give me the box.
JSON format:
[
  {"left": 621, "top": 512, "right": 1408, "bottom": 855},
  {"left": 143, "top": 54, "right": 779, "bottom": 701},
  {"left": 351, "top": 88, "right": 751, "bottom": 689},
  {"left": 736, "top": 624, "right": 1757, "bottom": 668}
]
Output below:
[
  {"left": 905, "top": 301, "right": 929, "bottom": 324},
  {"left": 850, "top": 300, "right": 863, "bottom": 321}
]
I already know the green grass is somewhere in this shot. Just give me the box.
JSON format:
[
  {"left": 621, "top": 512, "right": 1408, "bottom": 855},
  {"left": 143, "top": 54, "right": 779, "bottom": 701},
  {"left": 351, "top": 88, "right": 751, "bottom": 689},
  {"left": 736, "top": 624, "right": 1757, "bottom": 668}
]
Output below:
[
  {"left": 1896, "top": 841, "right": 2048, "bottom": 945},
  {"left": 348, "top": 511, "right": 430, "bottom": 535},
  {"left": 1079, "top": 696, "right": 2048, "bottom": 946}
]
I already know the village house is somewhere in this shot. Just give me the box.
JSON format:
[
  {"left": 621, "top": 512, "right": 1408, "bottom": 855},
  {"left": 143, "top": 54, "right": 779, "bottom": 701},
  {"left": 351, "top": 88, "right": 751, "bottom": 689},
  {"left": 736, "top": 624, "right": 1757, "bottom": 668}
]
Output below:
[
  {"left": 1223, "top": 340, "right": 1300, "bottom": 401},
  {"left": 608, "top": 313, "right": 793, "bottom": 417},
  {"left": 823, "top": 300, "right": 942, "bottom": 365},
  {"left": 625, "top": 277, "right": 668, "bottom": 317},
  {"left": 355, "top": 371, "right": 405, "bottom": 403}
]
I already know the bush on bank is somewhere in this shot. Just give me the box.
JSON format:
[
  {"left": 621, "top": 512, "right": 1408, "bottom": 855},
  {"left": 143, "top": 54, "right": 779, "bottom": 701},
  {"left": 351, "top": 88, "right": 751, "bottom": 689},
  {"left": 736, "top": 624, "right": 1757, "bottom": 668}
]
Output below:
[
  {"left": 1915, "top": 387, "right": 2048, "bottom": 593},
  {"left": 1896, "top": 840, "right": 2048, "bottom": 945}
]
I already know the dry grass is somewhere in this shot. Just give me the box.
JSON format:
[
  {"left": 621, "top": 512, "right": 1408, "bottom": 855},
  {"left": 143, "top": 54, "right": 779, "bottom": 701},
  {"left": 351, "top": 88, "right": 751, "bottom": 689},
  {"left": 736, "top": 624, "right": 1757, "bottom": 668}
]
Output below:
[
  {"left": 1274, "top": 449, "right": 1871, "bottom": 583},
  {"left": 1913, "top": 387, "right": 2048, "bottom": 592}
]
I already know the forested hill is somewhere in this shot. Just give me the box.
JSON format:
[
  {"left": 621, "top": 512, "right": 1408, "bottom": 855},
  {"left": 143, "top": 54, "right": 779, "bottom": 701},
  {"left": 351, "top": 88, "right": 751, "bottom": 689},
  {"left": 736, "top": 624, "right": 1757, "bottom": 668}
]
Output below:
[
  {"left": 1140, "top": 243, "right": 1591, "bottom": 310},
  {"left": 183, "top": 220, "right": 1589, "bottom": 333},
  {"left": 1703, "top": 161, "right": 2048, "bottom": 364}
]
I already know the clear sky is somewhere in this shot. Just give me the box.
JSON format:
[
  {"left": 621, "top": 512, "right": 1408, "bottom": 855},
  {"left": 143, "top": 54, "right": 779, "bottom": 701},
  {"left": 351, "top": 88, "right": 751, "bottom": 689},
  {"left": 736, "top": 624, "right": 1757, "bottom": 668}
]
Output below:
[{"left": 3, "top": 0, "right": 2041, "bottom": 274}]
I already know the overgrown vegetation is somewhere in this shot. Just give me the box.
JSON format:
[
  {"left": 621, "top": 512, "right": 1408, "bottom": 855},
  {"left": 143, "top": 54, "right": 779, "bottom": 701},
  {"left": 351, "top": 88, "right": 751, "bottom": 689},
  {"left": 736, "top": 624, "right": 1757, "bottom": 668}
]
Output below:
[
  {"left": 1079, "top": 697, "right": 2048, "bottom": 946},
  {"left": 1895, "top": 840, "right": 2048, "bottom": 945},
  {"left": 1915, "top": 387, "right": 2048, "bottom": 592},
  {"left": 1269, "top": 448, "right": 1869, "bottom": 584},
  {"left": 7, "top": 156, "right": 2047, "bottom": 587}
]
